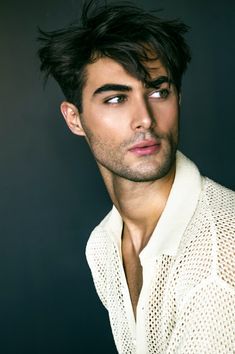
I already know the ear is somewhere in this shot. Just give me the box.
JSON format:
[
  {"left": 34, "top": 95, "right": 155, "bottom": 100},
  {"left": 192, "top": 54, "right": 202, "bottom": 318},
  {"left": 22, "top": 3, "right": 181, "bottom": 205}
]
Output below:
[{"left": 60, "top": 101, "right": 85, "bottom": 136}]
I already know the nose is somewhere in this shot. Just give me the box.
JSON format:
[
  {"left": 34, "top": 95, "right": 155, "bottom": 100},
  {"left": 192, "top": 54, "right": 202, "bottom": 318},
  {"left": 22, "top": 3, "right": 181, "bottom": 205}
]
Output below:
[{"left": 130, "top": 95, "right": 155, "bottom": 131}]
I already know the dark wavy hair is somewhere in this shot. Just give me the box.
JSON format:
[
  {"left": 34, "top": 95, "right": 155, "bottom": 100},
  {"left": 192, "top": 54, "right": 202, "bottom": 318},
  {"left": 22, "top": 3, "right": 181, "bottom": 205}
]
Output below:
[{"left": 38, "top": 0, "right": 191, "bottom": 112}]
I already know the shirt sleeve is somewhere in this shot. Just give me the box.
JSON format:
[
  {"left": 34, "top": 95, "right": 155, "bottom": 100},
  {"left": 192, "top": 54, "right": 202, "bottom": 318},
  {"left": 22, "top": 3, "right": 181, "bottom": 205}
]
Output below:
[
  {"left": 86, "top": 228, "right": 108, "bottom": 309},
  {"left": 167, "top": 278, "right": 235, "bottom": 354}
]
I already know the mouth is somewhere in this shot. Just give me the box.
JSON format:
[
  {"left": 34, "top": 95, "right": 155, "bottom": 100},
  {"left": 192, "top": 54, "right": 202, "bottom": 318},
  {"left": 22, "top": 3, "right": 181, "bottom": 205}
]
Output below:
[{"left": 128, "top": 139, "right": 161, "bottom": 156}]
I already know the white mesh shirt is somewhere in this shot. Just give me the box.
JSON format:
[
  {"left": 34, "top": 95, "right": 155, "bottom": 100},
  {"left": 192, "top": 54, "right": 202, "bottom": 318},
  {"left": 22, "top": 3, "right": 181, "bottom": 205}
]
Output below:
[{"left": 86, "top": 152, "right": 235, "bottom": 354}]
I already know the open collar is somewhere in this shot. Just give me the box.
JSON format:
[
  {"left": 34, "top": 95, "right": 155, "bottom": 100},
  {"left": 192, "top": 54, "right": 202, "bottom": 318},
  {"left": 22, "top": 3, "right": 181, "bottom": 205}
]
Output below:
[{"left": 102, "top": 151, "right": 203, "bottom": 260}]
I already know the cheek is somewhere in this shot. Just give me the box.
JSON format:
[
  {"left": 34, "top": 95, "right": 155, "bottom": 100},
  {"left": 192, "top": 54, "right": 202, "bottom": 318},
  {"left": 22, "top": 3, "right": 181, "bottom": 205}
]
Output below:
[
  {"left": 153, "top": 102, "right": 179, "bottom": 131},
  {"left": 83, "top": 105, "right": 130, "bottom": 139}
]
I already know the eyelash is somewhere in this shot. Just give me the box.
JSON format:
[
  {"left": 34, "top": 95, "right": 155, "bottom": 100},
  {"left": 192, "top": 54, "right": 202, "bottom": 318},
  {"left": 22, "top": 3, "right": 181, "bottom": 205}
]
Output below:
[
  {"left": 104, "top": 95, "right": 127, "bottom": 105},
  {"left": 103, "top": 88, "right": 170, "bottom": 105},
  {"left": 149, "top": 88, "right": 170, "bottom": 99}
]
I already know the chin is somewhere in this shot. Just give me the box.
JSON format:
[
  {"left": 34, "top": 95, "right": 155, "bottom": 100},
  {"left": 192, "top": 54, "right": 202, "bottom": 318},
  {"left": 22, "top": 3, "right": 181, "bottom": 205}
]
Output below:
[{"left": 115, "top": 161, "right": 174, "bottom": 182}]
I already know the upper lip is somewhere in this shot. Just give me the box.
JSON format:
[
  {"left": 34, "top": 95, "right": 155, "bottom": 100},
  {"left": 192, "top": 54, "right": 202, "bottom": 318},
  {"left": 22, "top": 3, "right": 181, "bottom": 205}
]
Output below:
[{"left": 129, "top": 139, "right": 160, "bottom": 150}]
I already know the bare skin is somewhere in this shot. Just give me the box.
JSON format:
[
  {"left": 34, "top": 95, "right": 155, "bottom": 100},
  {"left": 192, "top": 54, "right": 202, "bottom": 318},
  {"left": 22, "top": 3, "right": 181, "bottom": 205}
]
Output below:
[
  {"left": 120, "top": 181, "right": 174, "bottom": 313},
  {"left": 101, "top": 161, "right": 175, "bottom": 315},
  {"left": 60, "top": 57, "right": 179, "bottom": 317}
]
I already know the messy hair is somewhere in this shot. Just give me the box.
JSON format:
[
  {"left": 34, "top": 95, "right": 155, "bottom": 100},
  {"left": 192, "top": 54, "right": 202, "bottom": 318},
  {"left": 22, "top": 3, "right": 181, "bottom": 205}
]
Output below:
[{"left": 38, "top": 0, "right": 191, "bottom": 111}]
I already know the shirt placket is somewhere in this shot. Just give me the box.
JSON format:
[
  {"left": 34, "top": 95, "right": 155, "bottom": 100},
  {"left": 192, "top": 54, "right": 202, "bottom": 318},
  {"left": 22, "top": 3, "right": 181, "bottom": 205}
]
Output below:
[{"left": 135, "top": 258, "right": 156, "bottom": 354}]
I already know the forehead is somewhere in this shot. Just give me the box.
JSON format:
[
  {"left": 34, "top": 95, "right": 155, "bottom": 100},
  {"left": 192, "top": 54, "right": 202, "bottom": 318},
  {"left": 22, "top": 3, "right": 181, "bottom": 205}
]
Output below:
[{"left": 84, "top": 57, "right": 167, "bottom": 91}]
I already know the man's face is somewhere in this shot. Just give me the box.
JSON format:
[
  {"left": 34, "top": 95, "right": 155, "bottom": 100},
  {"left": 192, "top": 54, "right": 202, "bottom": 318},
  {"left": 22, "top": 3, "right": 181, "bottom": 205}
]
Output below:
[{"left": 78, "top": 56, "right": 180, "bottom": 182}]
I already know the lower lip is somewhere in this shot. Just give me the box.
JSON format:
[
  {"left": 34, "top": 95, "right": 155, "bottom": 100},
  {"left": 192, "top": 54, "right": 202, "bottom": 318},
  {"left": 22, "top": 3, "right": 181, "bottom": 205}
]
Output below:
[{"left": 129, "top": 144, "right": 161, "bottom": 156}]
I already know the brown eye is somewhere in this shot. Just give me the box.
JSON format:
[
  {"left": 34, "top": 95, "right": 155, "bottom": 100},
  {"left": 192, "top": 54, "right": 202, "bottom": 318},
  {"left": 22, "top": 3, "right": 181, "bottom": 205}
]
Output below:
[
  {"left": 160, "top": 89, "right": 170, "bottom": 98},
  {"left": 104, "top": 95, "right": 127, "bottom": 104}
]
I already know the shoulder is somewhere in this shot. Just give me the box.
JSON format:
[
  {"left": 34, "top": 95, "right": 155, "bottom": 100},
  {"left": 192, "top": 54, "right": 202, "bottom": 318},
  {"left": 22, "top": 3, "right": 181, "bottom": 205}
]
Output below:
[
  {"left": 203, "top": 177, "right": 234, "bottom": 210},
  {"left": 202, "top": 178, "right": 235, "bottom": 261},
  {"left": 86, "top": 209, "right": 113, "bottom": 261},
  {"left": 203, "top": 178, "right": 235, "bottom": 288},
  {"left": 85, "top": 209, "right": 113, "bottom": 308},
  {"left": 175, "top": 177, "right": 235, "bottom": 293}
]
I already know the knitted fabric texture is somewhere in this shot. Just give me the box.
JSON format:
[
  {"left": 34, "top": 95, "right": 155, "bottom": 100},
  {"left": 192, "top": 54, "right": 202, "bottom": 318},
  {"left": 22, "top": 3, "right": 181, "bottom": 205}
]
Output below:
[{"left": 86, "top": 158, "right": 235, "bottom": 354}]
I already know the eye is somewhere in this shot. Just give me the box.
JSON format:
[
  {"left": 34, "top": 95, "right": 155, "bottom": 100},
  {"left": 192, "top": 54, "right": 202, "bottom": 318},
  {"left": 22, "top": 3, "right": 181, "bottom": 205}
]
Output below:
[
  {"left": 149, "top": 88, "right": 170, "bottom": 99},
  {"left": 104, "top": 95, "right": 127, "bottom": 105}
]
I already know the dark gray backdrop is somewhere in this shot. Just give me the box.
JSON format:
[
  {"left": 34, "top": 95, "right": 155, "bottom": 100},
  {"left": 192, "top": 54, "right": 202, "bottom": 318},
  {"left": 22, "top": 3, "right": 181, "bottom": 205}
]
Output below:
[{"left": 0, "top": 0, "right": 234, "bottom": 353}]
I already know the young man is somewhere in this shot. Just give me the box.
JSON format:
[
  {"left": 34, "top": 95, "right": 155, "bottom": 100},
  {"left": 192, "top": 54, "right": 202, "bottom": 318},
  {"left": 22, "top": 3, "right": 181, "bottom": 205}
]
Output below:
[{"left": 38, "top": 2, "right": 235, "bottom": 353}]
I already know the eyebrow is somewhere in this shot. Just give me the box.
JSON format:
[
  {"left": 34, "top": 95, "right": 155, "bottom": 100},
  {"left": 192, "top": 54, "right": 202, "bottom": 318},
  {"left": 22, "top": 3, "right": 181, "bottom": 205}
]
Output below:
[
  {"left": 92, "top": 75, "right": 171, "bottom": 96},
  {"left": 93, "top": 84, "right": 132, "bottom": 96},
  {"left": 145, "top": 75, "right": 170, "bottom": 88}
]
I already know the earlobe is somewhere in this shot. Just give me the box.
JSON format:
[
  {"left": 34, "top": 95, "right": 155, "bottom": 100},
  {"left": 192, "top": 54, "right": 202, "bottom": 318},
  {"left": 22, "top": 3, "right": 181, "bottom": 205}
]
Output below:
[{"left": 60, "top": 101, "right": 86, "bottom": 136}]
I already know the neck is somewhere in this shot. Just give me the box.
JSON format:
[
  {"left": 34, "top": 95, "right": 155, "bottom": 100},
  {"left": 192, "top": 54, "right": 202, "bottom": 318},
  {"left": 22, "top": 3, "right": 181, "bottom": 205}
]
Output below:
[{"left": 98, "top": 163, "right": 176, "bottom": 254}]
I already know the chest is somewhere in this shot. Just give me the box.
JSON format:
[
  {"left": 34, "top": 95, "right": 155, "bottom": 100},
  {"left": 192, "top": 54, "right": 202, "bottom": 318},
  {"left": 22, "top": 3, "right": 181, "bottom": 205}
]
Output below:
[
  {"left": 121, "top": 242, "right": 143, "bottom": 317},
  {"left": 113, "top": 245, "right": 177, "bottom": 353}
]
